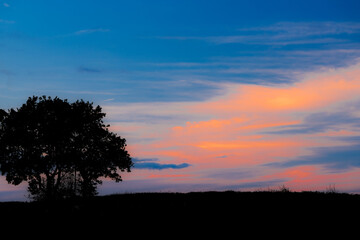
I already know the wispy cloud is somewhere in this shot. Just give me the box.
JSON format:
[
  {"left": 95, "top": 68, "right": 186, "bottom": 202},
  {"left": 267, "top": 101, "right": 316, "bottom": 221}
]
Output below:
[
  {"left": 60, "top": 90, "right": 115, "bottom": 95},
  {"left": 160, "top": 36, "right": 345, "bottom": 45},
  {"left": 103, "top": 98, "right": 115, "bottom": 102},
  {"left": 110, "top": 61, "right": 360, "bottom": 192},
  {"left": 265, "top": 144, "right": 360, "bottom": 172},
  {"left": 78, "top": 66, "right": 102, "bottom": 73},
  {"left": 139, "top": 46, "right": 360, "bottom": 88},
  {"left": 263, "top": 111, "right": 360, "bottom": 135},
  {"left": 74, "top": 28, "right": 110, "bottom": 35},
  {"left": 0, "top": 69, "right": 14, "bottom": 76},
  {"left": 160, "top": 21, "right": 360, "bottom": 45},
  {"left": 0, "top": 19, "right": 15, "bottom": 24},
  {"left": 239, "top": 22, "right": 360, "bottom": 38}
]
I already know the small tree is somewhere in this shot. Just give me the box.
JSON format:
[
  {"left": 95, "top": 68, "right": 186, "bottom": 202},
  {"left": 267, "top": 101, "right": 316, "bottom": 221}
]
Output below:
[{"left": 0, "top": 96, "right": 133, "bottom": 201}]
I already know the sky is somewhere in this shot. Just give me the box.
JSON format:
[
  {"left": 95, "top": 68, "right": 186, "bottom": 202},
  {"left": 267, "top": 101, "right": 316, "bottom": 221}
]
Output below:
[{"left": 1, "top": 0, "right": 360, "bottom": 201}]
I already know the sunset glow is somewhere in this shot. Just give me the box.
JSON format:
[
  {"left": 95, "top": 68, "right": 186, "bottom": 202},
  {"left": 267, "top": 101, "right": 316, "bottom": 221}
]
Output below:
[
  {"left": 1, "top": 0, "right": 360, "bottom": 200},
  {"left": 111, "top": 62, "right": 360, "bottom": 194}
]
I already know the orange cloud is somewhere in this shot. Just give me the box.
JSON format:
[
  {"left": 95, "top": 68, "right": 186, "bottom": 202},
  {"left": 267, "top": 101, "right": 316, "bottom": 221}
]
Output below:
[
  {"left": 152, "top": 64, "right": 360, "bottom": 175},
  {"left": 101, "top": 62, "right": 360, "bottom": 193},
  {"left": 195, "top": 139, "right": 300, "bottom": 149},
  {"left": 172, "top": 117, "right": 246, "bottom": 132},
  {"left": 191, "top": 65, "right": 360, "bottom": 115}
]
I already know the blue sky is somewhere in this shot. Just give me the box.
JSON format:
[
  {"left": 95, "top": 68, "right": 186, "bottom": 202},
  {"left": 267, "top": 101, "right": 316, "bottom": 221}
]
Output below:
[
  {"left": 2, "top": 0, "right": 360, "bottom": 105},
  {"left": 1, "top": 0, "right": 360, "bottom": 200}
]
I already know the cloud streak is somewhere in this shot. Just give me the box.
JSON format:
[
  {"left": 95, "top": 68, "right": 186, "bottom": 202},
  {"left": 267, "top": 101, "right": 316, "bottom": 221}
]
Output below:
[
  {"left": 105, "top": 61, "right": 360, "bottom": 192},
  {"left": 161, "top": 36, "right": 345, "bottom": 45},
  {"left": 160, "top": 22, "right": 360, "bottom": 45},
  {"left": 263, "top": 111, "right": 360, "bottom": 135},
  {"left": 74, "top": 28, "right": 110, "bottom": 35},
  {"left": 132, "top": 158, "right": 191, "bottom": 170},
  {"left": 265, "top": 145, "right": 360, "bottom": 172},
  {"left": 0, "top": 19, "right": 15, "bottom": 24},
  {"left": 134, "top": 162, "right": 191, "bottom": 170},
  {"left": 78, "top": 66, "right": 102, "bottom": 73},
  {"left": 239, "top": 22, "right": 360, "bottom": 37}
]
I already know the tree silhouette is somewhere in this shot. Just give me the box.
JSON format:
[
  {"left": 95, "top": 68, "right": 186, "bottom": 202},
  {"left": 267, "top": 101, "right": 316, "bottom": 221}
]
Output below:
[{"left": 0, "top": 96, "right": 133, "bottom": 200}]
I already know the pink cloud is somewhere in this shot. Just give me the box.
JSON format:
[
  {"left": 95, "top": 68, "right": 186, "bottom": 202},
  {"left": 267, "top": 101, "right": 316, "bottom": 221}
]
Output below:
[
  {"left": 191, "top": 64, "right": 360, "bottom": 115},
  {"left": 100, "top": 62, "right": 360, "bottom": 193}
]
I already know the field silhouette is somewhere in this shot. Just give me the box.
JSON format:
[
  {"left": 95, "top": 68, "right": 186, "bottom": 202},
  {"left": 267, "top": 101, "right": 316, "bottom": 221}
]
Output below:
[
  {"left": 2, "top": 189, "right": 360, "bottom": 236},
  {"left": 2, "top": 190, "right": 360, "bottom": 222}
]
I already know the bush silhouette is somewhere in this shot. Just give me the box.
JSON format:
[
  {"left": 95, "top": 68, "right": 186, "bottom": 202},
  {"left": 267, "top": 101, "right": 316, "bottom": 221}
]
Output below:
[{"left": 0, "top": 96, "right": 133, "bottom": 201}]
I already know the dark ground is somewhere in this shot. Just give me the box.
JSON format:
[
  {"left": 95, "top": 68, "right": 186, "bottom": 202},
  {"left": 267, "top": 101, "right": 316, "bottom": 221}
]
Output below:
[
  {"left": 1, "top": 191, "right": 359, "bottom": 232},
  {"left": 1, "top": 191, "right": 360, "bottom": 216}
]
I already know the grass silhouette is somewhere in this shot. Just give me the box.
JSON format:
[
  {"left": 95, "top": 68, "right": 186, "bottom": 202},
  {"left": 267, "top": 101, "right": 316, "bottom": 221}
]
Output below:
[
  {"left": 1, "top": 188, "right": 360, "bottom": 233},
  {"left": 1, "top": 186, "right": 360, "bottom": 222}
]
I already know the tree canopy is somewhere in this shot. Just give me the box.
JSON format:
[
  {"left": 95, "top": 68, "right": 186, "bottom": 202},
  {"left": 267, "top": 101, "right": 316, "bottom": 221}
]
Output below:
[{"left": 0, "top": 96, "right": 133, "bottom": 200}]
